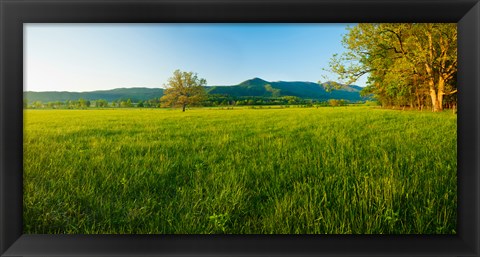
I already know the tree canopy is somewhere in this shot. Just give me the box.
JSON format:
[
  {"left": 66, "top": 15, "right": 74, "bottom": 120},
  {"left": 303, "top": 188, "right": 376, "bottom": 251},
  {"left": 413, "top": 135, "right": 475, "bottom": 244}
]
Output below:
[
  {"left": 328, "top": 23, "right": 457, "bottom": 111},
  {"left": 160, "top": 70, "right": 207, "bottom": 112}
]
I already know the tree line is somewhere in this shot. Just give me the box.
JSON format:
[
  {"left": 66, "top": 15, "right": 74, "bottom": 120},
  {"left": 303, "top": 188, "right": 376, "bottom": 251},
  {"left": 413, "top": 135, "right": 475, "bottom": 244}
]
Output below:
[
  {"left": 25, "top": 95, "right": 356, "bottom": 109},
  {"left": 203, "top": 95, "right": 353, "bottom": 106},
  {"left": 24, "top": 98, "right": 162, "bottom": 109},
  {"left": 328, "top": 23, "right": 457, "bottom": 112}
]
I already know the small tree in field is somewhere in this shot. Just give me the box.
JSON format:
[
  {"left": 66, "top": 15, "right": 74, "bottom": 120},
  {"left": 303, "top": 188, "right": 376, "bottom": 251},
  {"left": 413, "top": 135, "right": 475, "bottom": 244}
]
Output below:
[{"left": 160, "top": 70, "right": 207, "bottom": 112}]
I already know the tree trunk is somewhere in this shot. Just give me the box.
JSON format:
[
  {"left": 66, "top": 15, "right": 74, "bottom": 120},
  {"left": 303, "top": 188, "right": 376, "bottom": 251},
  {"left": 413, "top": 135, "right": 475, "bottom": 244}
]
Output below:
[
  {"left": 182, "top": 104, "right": 186, "bottom": 112},
  {"left": 428, "top": 79, "right": 444, "bottom": 112},
  {"left": 436, "top": 77, "right": 445, "bottom": 112},
  {"left": 429, "top": 85, "right": 439, "bottom": 112},
  {"left": 429, "top": 92, "right": 443, "bottom": 112}
]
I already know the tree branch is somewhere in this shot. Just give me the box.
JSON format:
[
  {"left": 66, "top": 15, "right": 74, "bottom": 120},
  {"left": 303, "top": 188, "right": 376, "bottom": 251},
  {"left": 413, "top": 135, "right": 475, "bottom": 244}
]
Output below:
[{"left": 441, "top": 89, "right": 458, "bottom": 95}]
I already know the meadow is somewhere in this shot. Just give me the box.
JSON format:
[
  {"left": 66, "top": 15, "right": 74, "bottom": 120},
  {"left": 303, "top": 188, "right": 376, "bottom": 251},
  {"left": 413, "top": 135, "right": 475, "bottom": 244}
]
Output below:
[{"left": 23, "top": 106, "right": 457, "bottom": 234}]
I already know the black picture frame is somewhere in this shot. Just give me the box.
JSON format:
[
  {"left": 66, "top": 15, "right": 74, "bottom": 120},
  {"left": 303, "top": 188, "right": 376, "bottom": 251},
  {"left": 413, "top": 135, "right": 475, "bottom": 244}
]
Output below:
[{"left": 1, "top": 0, "right": 479, "bottom": 256}]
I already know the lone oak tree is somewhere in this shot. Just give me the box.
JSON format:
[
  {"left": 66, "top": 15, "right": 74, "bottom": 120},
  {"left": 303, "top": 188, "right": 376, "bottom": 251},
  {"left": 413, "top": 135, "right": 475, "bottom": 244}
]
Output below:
[{"left": 160, "top": 70, "right": 207, "bottom": 112}]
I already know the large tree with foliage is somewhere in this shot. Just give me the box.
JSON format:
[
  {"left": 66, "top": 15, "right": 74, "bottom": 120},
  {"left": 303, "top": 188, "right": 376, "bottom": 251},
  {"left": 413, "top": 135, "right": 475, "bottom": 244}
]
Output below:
[
  {"left": 160, "top": 70, "right": 207, "bottom": 112},
  {"left": 328, "top": 23, "right": 457, "bottom": 112}
]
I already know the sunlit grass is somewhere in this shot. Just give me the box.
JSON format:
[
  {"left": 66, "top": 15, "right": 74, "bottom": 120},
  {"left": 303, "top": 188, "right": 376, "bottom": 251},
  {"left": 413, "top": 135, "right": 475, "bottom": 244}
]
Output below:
[{"left": 23, "top": 107, "right": 457, "bottom": 234}]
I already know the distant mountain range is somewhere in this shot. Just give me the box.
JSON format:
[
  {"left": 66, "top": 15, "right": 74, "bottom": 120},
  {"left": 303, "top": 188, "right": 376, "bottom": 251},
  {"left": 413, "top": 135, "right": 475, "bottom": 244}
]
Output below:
[
  {"left": 24, "top": 87, "right": 165, "bottom": 103},
  {"left": 24, "top": 78, "right": 365, "bottom": 103},
  {"left": 205, "top": 78, "right": 363, "bottom": 101}
]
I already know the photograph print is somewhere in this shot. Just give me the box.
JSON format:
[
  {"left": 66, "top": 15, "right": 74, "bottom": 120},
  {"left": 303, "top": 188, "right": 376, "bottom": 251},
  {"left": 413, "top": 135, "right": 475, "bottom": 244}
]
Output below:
[{"left": 23, "top": 23, "right": 457, "bottom": 234}]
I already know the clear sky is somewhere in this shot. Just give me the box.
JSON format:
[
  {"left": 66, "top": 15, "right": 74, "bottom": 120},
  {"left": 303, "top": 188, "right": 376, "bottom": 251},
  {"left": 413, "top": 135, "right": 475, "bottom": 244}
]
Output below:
[{"left": 24, "top": 23, "right": 367, "bottom": 92}]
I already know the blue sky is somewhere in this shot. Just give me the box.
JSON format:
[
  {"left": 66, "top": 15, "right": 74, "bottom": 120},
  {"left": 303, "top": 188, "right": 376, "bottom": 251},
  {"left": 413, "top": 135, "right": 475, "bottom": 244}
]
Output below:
[{"left": 24, "top": 23, "right": 367, "bottom": 92}]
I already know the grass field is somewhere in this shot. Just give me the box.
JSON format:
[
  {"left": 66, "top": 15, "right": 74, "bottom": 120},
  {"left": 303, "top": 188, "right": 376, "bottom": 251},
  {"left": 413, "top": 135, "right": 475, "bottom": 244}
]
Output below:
[{"left": 23, "top": 107, "right": 457, "bottom": 234}]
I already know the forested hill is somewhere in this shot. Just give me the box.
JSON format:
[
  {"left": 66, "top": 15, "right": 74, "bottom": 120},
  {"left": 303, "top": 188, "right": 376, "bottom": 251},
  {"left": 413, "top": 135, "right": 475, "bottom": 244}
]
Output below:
[
  {"left": 206, "top": 78, "right": 363, "bottom": 101},
  {"left": 24, "top": 87, "right": 165, "bottom": 103},
  {"left": 24, "top": 78, "right": 364, "bottom": 103}
]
